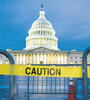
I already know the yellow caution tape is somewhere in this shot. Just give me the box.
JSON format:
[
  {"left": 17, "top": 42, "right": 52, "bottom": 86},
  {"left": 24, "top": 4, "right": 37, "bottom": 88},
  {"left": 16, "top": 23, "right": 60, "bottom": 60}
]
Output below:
[{"left": 0, "top": 64, "right": 90, "bottom": 78}]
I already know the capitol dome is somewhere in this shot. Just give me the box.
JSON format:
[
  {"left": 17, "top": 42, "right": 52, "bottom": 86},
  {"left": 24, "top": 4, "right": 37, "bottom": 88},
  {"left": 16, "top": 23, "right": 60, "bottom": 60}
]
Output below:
[
  {"left": 31, "top": 17, "right": 53, "bottom": 29},
  {"left": 25, "top": 5, "right": 59, "bottom": 50}
]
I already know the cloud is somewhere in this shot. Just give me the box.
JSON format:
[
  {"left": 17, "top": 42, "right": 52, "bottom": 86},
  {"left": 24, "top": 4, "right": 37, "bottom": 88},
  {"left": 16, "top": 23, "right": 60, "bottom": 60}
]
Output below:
[
  {"left": 0, "top": 0, "right": 90, "bottom": 51},
  {"left": 71, "top": 33, "right": 90, "bottom": 40},
  {"left": 55, "top": 22, "right": 90, "bottom": 40}
]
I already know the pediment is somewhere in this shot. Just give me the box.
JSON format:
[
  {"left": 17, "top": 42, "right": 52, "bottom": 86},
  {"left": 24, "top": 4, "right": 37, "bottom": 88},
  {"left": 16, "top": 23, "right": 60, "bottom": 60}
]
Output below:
[{"left": 28, "top": 47, "right": 54, "bottom": 53}]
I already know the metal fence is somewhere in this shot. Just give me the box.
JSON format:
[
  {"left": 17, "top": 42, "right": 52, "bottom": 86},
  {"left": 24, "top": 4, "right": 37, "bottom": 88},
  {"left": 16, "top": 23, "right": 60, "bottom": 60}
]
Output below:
[
  {"left": 0, "top": 47, "right": 90, "bottom": 100},
  {"left": 0, "top": 64, "right": 90, "bottom": 100}
]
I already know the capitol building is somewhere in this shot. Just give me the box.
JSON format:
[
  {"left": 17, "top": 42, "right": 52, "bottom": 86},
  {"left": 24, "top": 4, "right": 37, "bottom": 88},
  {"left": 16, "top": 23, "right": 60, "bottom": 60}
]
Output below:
[
  {"left": 0, "top": 5, "right": 90, "bottom": 65},
  {"left": 0, "top": 5, "right": 90, "bottom": 100}
]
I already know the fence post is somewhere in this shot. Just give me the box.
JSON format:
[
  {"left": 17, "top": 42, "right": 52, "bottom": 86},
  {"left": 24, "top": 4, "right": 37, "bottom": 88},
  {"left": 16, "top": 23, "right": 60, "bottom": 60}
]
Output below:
[
  {"left": 82, "top": 47, "right": 90, "bottom": 100},
  {"left": 0, "top": 49, "right": 14, "bottom": 100}
]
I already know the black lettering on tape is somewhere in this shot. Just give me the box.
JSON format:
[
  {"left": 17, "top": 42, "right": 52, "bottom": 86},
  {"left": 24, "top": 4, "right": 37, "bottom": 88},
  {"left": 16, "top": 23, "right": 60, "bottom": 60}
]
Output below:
[
  {"left": 37, "top": 68, "right": 42, "bottom": 75},
  {"left": 25, "top": 67, "right": 31, "bottom": 75},
  {"left": 56, "top": 68, "right": 61, "bottom": 76},
  {"left": 31, "top": 68, "right": 36, "bottom": 75},
  {"left": 50, "top": 68, "right": 55, "bottom": 75}
]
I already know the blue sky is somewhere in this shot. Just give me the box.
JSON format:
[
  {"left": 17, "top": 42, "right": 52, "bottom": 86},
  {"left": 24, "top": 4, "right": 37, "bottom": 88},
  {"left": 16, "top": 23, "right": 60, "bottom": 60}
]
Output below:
[{"left": 0, "top": 0, "right": 90, "bottom": 51}]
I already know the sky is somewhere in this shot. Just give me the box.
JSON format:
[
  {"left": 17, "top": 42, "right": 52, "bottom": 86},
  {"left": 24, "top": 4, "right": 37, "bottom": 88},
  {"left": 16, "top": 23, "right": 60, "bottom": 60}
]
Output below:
[{"left": 0, "top": 0, "right": 90, "bottom": 51}]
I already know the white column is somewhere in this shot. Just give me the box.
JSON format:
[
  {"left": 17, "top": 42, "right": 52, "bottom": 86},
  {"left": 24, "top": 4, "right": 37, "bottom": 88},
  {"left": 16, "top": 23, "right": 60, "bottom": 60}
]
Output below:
[
  {"left": 51, "top": 54, "right": 53, "bottom": 64},
  {"left": 64, "top": 55, "right": 67, "bottom": 64},
  {"left": 20, "top": 54, "right": 23, "bottom": 64},
  {"left": 58, "top": 55, "right": 60, "bottom": 64},
  {"left": 43, "top": 54, "right": 46, "bottom": 64},
  {"left": 23, "top": 54, "right": 26, "bottom": 65},
  {"left": 17, "top": 54, "right": 20, "bottom": 64},
  {"left": 61, "top": 55, "right": 63, "bottom": 64}
]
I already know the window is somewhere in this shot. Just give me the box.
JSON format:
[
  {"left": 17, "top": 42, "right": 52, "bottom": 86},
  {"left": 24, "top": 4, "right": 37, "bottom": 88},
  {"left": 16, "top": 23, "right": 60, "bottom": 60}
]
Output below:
[
  {"left": 40, "top": 61, "right": 43, "bottom": 64},
  {"left": 71, "top": 60, "right": 73, "bottom": 64},
  {"left": 80, "top": 60, "right": 82, "bottom": 64},
  {"left": 75, "top": 61, "right": 77, "bottom": 64},
  {"left": 0, "top": 60, "right": 2, "bottom": 64},
  {"left": 80, "top": 57, "right": 82, "bottom": 59},
  {"left": 6, "top": 60, "right": 8, "bottom": 64},
  {"left": 0, "top": 55, "right": 2, "bottom": 58},
  {"left": 71, "top": 57, "right": 73, "bottom": 59}
]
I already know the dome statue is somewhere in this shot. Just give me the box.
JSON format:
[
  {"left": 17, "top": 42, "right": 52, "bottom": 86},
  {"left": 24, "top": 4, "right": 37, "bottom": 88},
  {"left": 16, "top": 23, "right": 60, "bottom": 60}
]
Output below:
[{"left": 25, "top": 5, "right": 59, "bottom": 50}]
